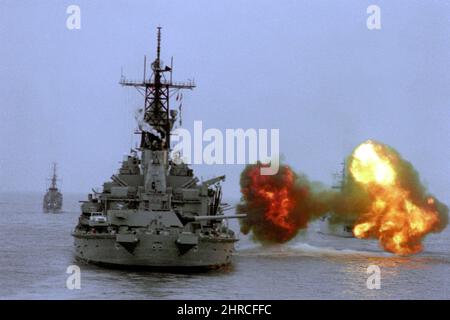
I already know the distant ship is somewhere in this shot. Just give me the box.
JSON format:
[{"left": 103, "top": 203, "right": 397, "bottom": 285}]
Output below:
[
  {"left": 318, "top": 215, "right": 354, "bottom": 238},
  {"left": 318, "top": 161, "right": 355, "bottom": 238},
  {"left": 43, "top": 163, "right": 63, "bottom": 213}
]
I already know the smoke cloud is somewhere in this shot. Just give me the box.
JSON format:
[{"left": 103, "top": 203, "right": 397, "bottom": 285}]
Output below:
[{"left": 237, "top": 140, "right": 448, "bottom": 255}]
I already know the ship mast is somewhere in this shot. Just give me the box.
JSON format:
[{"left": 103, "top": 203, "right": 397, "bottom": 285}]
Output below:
[
  {"left": 120, "top": 27, "right": 195, "bottom": 151},
  {"left": 50, "top": 163, "right": 58, "bottom": 190},
  {"left": 332, "top": 160, "right": 346, "bottom": 190}
]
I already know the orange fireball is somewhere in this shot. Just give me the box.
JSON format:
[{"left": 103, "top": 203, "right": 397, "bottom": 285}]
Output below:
[
  {"left": 350, "top": 140, "right": 441, "bottom": 255},
  {"left": 246, "top": 165, "right": 297, "bottom": 239},
  {"left": 238, "top": 163, "right": 318, "bottom": 243}
]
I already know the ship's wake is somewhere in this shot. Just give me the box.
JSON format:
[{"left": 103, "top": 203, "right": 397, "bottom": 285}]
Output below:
[{"left": 236, "top": 241, "right": 389, "bottom": 258}]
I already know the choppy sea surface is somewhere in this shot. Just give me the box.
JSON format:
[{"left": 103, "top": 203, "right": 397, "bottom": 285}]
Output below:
[{"left": 0, "top": 192, "right": 449, "bottom": 300}]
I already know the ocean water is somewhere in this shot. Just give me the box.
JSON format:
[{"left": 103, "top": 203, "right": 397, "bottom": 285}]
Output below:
[{"left": 0, "top": 192, "right": 449, "bottom": 300}]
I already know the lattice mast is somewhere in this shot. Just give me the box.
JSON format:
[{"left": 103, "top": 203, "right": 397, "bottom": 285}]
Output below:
[{"left": 120, "top": 27, "right": 195, "bottom": 151}]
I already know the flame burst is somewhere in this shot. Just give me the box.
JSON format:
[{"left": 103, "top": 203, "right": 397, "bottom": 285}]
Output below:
[
  {"left": 238, "top": 141, "right": 448, "bottom": 254},
  {"left": 238, "top": 164, "right": 317, "bottom": 243},
  {"left": 251, "top": 166, "right": 296, "bottom": 236},
  {"left": 350, "top": 140, "right": 443, "bottom": 255}
]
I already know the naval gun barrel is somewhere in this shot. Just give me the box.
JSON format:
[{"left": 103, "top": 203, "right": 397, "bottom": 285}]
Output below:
[
  {"left": 194, "top": 214, "right": 247, "bottom": 221},
  {"left": 183, "top": 214, "right": 247, "bottom": 223},
  {"left": 202, "top": 175, "right": 226, "bottom": 187}
]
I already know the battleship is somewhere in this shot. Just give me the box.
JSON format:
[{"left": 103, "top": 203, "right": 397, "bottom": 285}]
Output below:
[
  {"left": 318, "top": 161, "right": 355, "bottom": 238},
  {"left": 43, "top": 163, "right": 63, "bottom": 213},
  {"left": 72, "top": 27, "right": 245, "bottom": 269}
]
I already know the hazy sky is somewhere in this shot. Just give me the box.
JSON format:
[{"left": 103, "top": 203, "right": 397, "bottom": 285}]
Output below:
[{"left": 0, "top": 0, "right": 449, "bottom": 201}]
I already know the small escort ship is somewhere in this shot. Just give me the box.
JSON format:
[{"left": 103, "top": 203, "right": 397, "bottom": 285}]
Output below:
[
  {"left": 72, "top": 27, "right": 244, "bottom": 269},
  {"left": 43, "top": 163, "right": 63, "bottom": 213}
]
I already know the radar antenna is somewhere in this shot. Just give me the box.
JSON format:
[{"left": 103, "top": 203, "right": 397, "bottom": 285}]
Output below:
[{"left": 120, "top": 27, "right": 195, "bottom": 151}]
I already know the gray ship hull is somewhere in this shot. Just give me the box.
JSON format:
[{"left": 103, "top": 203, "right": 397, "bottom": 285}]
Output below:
[
  {"left": 43, "top": 190, "right": 62, "bottom": 213},
  {"left": 73, "top": 233, "right": 236, "bottom": 268},
  {"left": 72, "top": 29, "right": 243, "bottom": 270}
]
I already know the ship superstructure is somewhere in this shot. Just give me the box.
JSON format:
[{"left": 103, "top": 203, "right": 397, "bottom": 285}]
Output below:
[
  {"left": 318, "top": 161, "right": 355, "bottom": 238},
  {"left": 72, "top": 28, "right": 244, "bottom": 268}
]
